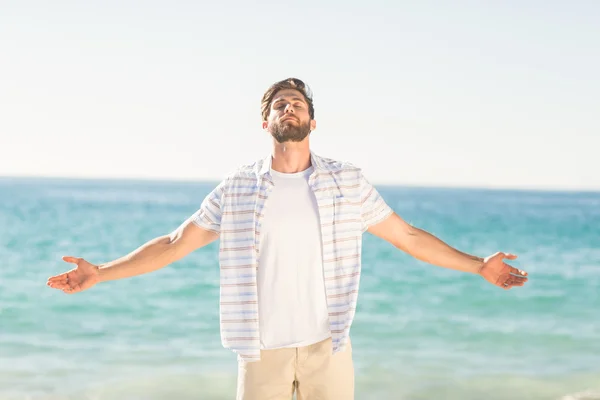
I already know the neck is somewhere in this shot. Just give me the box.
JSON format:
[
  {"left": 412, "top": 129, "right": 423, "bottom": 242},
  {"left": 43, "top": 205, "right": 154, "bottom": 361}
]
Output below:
[{"left": 271, "top": 138, "right": 312, "bottom": 173}]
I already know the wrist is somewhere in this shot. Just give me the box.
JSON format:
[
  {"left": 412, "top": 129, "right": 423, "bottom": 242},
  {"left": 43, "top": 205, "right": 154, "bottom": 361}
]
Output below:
[
  {"left": 473, "top": 256, "right": 485, "bottom": 274},
  {"left": 96, "top": 264, "right": 106, "bottom": 282}
]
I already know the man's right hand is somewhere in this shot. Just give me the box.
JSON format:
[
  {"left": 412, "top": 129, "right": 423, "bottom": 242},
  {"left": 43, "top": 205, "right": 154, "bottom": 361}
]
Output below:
[{"left": 47, "top": 256, "right": 100, "bottom": 294}]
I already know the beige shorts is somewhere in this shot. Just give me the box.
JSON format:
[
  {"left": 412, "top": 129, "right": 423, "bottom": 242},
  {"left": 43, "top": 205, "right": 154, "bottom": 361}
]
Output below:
[{"left": 236, "top": 337, "right": 354, "bottom": 400}]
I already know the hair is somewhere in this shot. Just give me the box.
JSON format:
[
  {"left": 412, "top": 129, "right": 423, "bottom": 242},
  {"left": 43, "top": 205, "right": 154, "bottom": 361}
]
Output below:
[{"left": 261, "top": 78, "right": 315, "bottom": 121}]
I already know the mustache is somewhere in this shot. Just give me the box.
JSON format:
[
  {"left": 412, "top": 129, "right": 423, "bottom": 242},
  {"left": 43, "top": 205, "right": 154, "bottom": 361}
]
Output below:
[{"left": 269, "top": 118, "right": 311, "bottom": 143}]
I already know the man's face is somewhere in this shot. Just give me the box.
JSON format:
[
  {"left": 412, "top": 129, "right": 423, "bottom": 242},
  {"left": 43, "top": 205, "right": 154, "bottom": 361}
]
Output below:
[{"left": 262, "top": 89, "right": 316, "bottom": 143}]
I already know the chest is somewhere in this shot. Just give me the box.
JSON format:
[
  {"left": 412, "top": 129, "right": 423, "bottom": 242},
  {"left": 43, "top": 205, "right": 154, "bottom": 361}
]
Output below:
[
  {"left": 260, "top": 178, "right": 320, "bottom": 231},
  {"left": 220, "top": 173, "right": 363, "bottom": 239}
]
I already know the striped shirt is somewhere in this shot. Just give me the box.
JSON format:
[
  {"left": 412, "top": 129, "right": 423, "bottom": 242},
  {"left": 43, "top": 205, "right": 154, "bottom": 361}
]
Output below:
[{"left": 191, "top": 152, "right": 393, "bottom": 362}]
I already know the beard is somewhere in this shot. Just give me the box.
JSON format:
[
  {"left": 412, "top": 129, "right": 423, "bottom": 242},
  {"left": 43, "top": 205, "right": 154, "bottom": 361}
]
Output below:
[{"left": 268, "top": 118, "right": 311, "bottom": 143}]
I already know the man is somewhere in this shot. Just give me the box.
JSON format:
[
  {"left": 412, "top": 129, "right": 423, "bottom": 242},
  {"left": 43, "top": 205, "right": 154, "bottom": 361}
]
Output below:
[{"left": 47, "top": 77, "right": 529, "bottom": 400}]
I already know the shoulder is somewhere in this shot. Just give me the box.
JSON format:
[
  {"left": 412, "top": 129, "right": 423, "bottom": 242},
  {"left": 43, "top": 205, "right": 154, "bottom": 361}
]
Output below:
[
  {"left": 313, "top": 153, "right": 363, "bottom": 176},
  {"left": 215, "top": 157, "right": 265, "bottom": 190},
  {"left": 229, "top": 159, "right": 263, "bottom": 178}
]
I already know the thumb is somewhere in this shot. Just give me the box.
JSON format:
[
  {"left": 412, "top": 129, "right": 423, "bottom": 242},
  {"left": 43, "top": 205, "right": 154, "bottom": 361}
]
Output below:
[
  {"left": 502, "top": 253, "right": 518, "bottom": 260},
  {"left": 62, "top": 256, "right": 81, "bottom": 265}
]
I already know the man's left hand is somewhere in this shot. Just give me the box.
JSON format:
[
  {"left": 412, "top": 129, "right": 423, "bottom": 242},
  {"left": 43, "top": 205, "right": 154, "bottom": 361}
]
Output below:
[{"left": 480, "top": 252, "right": 528, "bottom": 290}]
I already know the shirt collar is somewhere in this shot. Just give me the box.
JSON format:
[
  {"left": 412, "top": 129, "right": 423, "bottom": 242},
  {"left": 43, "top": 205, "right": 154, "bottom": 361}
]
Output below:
[{"left": 258, "top": 151, "right": 325, "bottom": 176}]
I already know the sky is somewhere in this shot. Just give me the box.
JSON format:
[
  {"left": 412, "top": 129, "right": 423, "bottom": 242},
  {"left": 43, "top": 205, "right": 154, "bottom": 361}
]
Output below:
[{"left": 1, "top": 1, "right": 598, "bottom": 190}]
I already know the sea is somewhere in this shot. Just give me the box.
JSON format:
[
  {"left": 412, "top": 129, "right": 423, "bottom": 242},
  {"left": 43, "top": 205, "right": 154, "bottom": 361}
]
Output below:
[{"left": 1, "top": 177, "right": 599, "bottom": 400}]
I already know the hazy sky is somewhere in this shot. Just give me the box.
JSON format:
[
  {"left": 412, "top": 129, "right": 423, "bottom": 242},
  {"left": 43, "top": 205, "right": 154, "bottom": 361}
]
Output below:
[{"left": 1, "top": 1, "right": 598, "bottom": 190}]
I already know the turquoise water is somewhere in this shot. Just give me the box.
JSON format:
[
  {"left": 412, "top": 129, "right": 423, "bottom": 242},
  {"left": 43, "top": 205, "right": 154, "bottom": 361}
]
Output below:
[{"left": 1, "top": 177, "right": 599, "bottom": 400}]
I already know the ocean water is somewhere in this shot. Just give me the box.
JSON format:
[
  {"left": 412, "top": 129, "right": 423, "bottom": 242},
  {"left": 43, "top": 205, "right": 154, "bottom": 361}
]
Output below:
[{"left": 1, "top": 177, "right": 599, "bottom": 400}]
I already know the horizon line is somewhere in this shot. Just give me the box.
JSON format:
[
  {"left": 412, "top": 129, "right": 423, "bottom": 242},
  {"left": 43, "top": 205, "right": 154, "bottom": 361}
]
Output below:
[{"left": 1, "top": 174, "right": 598, "bottom": 194}]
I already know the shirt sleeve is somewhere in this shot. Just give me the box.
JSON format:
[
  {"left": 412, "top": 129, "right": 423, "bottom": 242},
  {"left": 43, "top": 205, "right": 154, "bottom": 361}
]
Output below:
[
  {"left": 191, "top": 180, "right": 227, "bottom": 234},
  {"left": 360, "top": 172, "right": 393, "bottom": 232}
]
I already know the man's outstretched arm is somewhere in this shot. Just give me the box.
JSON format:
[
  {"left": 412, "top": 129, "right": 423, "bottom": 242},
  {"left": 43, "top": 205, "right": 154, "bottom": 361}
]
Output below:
[
  {"left": 48, "top": 177, "right": 227, "bottom": 294},
  {"left": 97, "top": 219, "right": 219, "bottom": 282},
  {"left": 367, "top": 212, "right": 528, "bottom": 290},
  {"left": 46, "top": 220, "right": 219, "bottom": 294}
]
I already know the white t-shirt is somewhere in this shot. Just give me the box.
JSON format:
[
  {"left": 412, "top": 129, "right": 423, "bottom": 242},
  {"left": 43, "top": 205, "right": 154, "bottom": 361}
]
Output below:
[{"left": 257, "top": 166, "right": 331, "bottom": 349}]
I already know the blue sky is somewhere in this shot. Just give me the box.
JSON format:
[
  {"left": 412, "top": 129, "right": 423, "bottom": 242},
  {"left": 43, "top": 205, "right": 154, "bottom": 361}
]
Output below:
[{"left": 1, "top": 1, "right": 598, "bottom": 190}]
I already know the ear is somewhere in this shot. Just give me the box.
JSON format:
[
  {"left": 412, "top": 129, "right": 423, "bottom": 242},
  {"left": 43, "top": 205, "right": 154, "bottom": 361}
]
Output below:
[
  {"left": 310, "top": 119, "right": 316, "bottom": 131},
  {"left": 262, "top": 120, "right": 268, "bottom": 130}
]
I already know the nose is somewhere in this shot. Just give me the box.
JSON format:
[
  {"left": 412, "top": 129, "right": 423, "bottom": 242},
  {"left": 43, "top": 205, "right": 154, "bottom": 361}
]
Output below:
[{"left": 284, "top": 104, "right": 295, "bottom": 113}]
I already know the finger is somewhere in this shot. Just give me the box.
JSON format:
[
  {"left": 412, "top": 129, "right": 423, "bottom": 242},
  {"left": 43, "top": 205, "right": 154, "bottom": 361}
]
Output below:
[
  {"left": 506, "top": 275, "right": 527, "bottom": 284},
  {"left": 62, "top": 256, "right": 81, "bottom": 265},
  {"left": 510, "top": 267, "right": 528, "bottom": 276},
  {"left": 502, "top": 279, "right": 520, "bottom": 289},
  {"left": 508, "top": 274, "right": 528, "bottom": 281},
  {"left": 48, "top": 281, "right": 70, "bottom": 290},
  {"left": 47, "top": 273, "right": 69, "bottom": 282},
  {"left": 48, "top": 271, "right": 71, "bottom": 281},
  {"left": 504, "top": 276, "right": 528, "bottom": 287},
  {"left": 503, "top": 253, "right": 518, "bottom": 260},
  {"left": 509, "top": 276, "right": 529, "bottom": 283},
  {"left": 47, "top": 279, "right": 70, "bottom": 289}
]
